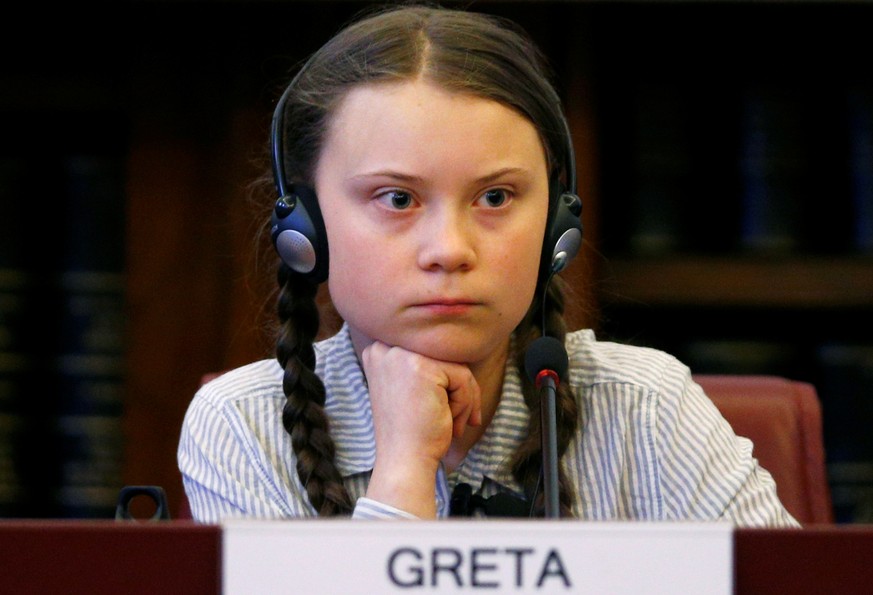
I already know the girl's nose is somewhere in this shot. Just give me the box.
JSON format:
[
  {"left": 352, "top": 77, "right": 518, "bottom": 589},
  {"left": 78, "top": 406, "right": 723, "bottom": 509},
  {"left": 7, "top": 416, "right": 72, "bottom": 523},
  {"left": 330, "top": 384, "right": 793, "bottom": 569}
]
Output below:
[{"left": 416, "top": 205, "right": 477, "bottom": 273}]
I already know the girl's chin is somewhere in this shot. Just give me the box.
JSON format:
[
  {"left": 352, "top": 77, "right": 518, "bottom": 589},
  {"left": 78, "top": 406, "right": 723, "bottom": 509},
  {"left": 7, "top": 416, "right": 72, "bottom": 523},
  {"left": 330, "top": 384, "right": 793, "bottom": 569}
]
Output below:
[
  {"left": 348, "top": 324, "right": 511, "bottom": 365},
  {"left": 387, "top": 334, "right": 506, "bottom": 367}
]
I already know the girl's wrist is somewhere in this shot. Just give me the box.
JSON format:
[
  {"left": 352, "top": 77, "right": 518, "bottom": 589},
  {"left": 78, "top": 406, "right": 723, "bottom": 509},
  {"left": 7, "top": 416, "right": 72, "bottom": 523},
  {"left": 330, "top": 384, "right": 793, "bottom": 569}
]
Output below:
[{"left": 366, "top": 460, "right": 440, "bottom": 518}]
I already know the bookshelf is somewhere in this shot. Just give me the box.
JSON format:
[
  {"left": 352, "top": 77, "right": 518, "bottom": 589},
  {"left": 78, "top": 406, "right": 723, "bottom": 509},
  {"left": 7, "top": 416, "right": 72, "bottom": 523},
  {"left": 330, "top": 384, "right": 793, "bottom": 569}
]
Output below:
[
  {"left": 1, "top": 0, "right": 871, "bottom": 523},
  {"left": 599, "top": 257, "right": 873, "bottom": 309}
]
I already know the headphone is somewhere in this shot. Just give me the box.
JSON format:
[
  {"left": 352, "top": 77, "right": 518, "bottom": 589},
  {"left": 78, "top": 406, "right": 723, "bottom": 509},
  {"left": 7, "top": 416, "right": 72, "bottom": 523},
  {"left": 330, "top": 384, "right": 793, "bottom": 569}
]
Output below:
[{"left": 269, "top": 72, "right": 583, "bottom": 285}]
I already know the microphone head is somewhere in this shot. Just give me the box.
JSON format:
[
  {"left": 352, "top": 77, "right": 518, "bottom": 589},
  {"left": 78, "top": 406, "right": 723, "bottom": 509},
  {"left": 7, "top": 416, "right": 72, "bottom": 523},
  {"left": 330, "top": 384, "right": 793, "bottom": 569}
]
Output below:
[{"left": 524, "top": 336, "right": 569, "bottom": 384}]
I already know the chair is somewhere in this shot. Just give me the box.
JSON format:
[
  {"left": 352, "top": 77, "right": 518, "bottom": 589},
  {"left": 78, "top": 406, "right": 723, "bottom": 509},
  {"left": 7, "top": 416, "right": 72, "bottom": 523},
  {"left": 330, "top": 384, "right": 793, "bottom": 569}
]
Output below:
[
  {"left": 695, "top": 374, "right": 833, "bottom": 525},
  {"left": 186, "top": 372, "right": 834, "bottom": 524}
]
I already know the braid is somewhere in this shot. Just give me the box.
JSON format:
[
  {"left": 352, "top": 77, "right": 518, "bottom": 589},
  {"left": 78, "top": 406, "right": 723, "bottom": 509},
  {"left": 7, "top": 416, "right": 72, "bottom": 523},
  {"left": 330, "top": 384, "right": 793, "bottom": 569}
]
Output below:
[
  {"left": 276, "top": 264, "right": 353, "bottom": 516},
  {"left": 510, "top": 275, "right": 580, "bottom": 517}
]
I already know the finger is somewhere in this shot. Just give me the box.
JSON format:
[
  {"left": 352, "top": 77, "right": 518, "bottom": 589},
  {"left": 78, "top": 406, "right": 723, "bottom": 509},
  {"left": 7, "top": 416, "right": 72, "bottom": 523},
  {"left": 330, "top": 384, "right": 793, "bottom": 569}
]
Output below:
[
  {"left": 444, "top": 366, "right": 481, "bottom": 435},
  {"left": 469, "top": 398, "right": 482, "bottom": 427},
  {"left": 361, "top": 340, "right": 388, "bottom": 369},
  {"left": 449, "top": 399, "right": 473, "bottom": 437},
  {"left": 467, "top": 375, "right": 482, "bottom": 426}
]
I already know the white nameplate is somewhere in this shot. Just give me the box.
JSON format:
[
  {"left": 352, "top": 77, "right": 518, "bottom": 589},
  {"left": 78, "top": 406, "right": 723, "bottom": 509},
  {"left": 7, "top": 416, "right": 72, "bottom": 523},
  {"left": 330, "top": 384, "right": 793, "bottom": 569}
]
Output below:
[{"left": 223, "top": 519, "right": 732, "bottom": 594}]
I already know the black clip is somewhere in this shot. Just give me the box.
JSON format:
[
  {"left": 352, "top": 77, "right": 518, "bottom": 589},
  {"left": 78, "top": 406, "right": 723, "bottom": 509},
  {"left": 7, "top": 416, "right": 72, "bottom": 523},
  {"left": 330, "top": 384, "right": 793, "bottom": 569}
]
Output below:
[
  {"left": 449, "top": 482, "right": 532, "bottom": 518},
  {"left": 115, "top": 485, "right": 171, "bottom": 521}
]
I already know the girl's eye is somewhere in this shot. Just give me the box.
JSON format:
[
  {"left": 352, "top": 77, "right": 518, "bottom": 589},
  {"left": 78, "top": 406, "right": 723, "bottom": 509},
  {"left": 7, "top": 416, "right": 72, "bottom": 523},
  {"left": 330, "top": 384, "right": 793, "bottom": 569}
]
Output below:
[
  {"left": 377, "top": 190, "right": 414, "bottom": 210},
  {"left": 478, "top": 188, "right": 510, "bottom": 208}
]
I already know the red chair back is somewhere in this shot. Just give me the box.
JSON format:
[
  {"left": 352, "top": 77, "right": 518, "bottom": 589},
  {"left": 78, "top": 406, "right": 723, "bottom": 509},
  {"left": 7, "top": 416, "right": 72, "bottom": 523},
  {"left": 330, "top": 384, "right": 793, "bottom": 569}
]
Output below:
[{"left": 696, "top": 375, "right": 833, "bottom": 524}]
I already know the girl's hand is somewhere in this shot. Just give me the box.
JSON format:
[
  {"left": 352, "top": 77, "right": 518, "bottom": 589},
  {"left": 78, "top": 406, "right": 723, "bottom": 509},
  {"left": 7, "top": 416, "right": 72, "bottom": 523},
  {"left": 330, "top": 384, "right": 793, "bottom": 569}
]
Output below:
[{"left": 361, "top": 341, "right": 482, "bottom": 517}]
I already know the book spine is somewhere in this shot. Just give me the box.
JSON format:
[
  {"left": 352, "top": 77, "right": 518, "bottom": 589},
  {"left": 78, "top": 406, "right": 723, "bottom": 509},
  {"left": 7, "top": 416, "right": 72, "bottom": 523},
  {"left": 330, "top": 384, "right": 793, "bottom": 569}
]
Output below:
[
  {"left": 53, "top": 150, "right": 127, "bottom": 518},
  {"left": 0, "top": 156, "right": 39, "bottom": 516},
  {"left": 626, "top": 83, "right": 691, "bottom": 255},
  {"left": 847, "top": 87, "right": 873, "bottom": 254},
  {"left": 737, "top": 85, "right": 808, "bottom": 254},
  {"left": 0, "top": 274, "right": 29, "bottom": 516}
]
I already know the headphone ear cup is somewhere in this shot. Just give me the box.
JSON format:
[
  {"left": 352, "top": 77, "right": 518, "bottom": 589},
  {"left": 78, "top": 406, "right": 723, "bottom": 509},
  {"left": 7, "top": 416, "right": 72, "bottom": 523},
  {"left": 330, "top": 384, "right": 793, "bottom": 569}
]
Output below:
[
  {"left": 540, "top": 182, "right": 583, "bottom": 281},
  {"left": 270, "top": 183, "right": 329, "bottom": 283}
]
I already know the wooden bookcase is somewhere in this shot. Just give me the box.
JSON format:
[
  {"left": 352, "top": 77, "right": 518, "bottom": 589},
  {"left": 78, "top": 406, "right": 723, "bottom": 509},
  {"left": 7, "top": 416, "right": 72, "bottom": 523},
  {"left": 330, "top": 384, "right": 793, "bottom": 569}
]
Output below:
[{"left": 2, "top": 0, "right": 871, "bottom": 521}]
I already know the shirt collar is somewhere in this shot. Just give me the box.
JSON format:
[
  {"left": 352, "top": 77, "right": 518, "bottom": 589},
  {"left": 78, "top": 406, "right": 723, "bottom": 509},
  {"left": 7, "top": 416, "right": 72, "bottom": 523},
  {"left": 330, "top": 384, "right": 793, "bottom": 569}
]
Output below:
[{"left": 451, "top": 359, "right": 529, "bottom": 495}]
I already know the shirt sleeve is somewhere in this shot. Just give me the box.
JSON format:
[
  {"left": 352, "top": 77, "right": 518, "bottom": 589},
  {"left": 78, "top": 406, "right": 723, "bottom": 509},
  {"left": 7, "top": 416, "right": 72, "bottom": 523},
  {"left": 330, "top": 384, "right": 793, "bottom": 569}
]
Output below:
[
  {"left": 654, "top": 366, "right": 801, "bottom": 527},
  {"left": 178, "top": 381, "right": 421, "bottom": 522},
  {"left": 352, "top": 498, "right": 420, "bottom": 520},
  {"left": 177, "top": 386, "right": 306, "bottom": 523}
]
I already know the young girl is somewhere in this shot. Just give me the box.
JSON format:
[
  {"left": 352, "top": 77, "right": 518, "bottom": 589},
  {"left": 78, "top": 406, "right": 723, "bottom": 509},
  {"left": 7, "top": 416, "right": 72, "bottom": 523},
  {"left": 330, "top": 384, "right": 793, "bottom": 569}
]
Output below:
[{"left": 178, "top": 4, "right": 799, "bottom": 526}]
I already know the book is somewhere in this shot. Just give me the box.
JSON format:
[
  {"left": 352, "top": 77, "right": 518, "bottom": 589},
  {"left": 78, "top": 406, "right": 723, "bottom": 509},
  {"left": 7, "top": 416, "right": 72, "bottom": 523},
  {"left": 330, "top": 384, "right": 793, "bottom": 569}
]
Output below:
[
  {"left": 52, "top": 150, "right": 128, "bottom": 518},
  {"left": 737, "top": 85, "right": 809, "bottom": 254},
  {"left": 626, "top": 82, "right": 692, "bottom": 255},
  {"left": 847, "top": 86, "right": 873, "bottom": 254},
  {"left": 0, "top": 156, "right": 32, "bottom": 516}
]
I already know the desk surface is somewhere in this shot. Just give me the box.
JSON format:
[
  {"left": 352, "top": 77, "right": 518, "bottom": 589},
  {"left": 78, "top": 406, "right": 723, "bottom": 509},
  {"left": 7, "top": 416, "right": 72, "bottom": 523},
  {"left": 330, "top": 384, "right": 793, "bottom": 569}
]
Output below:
[
  {"left": 0, "top": 520, "right": 220, "bottom": 595},
  {"left": 735, "top": 524, "right": 873, "bottom": 594},
  {"left": 1, "top": 521, "right": 871, "bottom": 594}
]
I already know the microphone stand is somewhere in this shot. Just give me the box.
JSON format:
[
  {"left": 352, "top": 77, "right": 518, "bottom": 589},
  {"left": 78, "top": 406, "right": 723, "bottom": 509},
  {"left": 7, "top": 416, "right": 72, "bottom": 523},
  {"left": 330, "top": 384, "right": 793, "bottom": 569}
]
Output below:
[
  {"left": 525, "top": 329, "right": 568, "bottom": 519},
  {"left": 539, "top": 372, "right": 560, "bottom": 518}
]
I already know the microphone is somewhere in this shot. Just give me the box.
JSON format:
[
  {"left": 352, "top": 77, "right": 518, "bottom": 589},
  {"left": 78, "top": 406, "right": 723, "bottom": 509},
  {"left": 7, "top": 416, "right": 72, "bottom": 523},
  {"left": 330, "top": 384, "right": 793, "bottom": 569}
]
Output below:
[
  {"left": 524, "top": 336, "right": 569, "bottom": 389},
  {"left": 524, "top": 336, "right": 569, "bottom": 519}
]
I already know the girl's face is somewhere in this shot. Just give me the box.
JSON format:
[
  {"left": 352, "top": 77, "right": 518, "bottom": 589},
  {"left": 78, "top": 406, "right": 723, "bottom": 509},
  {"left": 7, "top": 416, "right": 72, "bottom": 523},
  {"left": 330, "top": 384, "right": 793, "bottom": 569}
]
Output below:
[{"left": 315, "top": 80, "right": 549, "bottom": 366}]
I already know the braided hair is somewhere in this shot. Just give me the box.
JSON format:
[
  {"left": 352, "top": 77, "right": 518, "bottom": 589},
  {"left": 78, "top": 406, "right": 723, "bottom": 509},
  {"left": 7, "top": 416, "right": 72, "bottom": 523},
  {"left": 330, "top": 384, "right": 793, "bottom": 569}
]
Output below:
[{"left": 271, "top": 4, "right": 579, "bottom": 516}]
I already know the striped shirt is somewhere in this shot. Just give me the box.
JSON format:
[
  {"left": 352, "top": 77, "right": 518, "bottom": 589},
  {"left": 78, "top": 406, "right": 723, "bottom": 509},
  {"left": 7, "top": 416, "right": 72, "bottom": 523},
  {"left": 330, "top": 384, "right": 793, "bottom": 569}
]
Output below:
[{"left": 178, "top": 324, "right": 799, "bottom": 527}]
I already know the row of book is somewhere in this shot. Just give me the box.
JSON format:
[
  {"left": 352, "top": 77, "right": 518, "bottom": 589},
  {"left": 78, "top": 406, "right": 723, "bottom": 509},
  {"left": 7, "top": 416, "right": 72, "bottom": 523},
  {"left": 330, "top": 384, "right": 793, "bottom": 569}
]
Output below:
[
  {"left": 0, "top": 111, "right": 127, "bottom": 518},
  {"left": 597, "top": 81, "right": 873, "bottom": 257}
]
